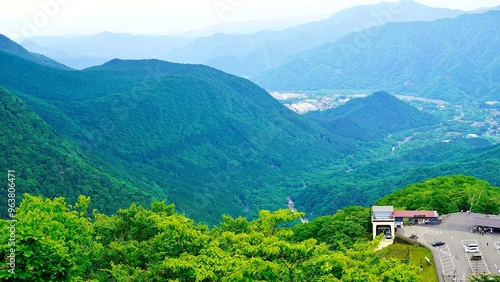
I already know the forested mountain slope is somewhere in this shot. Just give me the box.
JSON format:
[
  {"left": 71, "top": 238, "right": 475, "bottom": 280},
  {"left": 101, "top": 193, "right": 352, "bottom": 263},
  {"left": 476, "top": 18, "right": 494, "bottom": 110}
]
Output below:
[
  {"left": 254, "top": 11, "right": 500, "bottom": 101},
  {"left": 0, "top": 86, "right": 156, "bottom": 215},
  {"left": 0, "top": 47, "right": 353, "bottom": 224},
  {"left": 292, "top": 143, "right": 500, "bottom": 216}
]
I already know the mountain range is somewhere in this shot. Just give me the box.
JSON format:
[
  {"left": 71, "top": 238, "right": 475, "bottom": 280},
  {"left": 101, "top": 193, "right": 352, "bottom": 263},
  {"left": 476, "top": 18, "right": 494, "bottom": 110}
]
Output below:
[
  {"left": 254, "top": 11, "right": 500, "bottom": 101},
  {"left": 163, "top": 0, "right": 467, "bottom": 77},
  {"left": 19, "top": 0, "right": 474, "bottom": 74}
]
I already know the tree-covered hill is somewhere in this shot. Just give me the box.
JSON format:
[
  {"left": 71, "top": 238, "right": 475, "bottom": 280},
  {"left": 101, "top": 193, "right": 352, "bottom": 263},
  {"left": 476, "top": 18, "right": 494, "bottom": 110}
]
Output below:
[
  {"left": 306, "top": 91, "right": 439, "bottom": 141},
  {"left": 0, "top": 47, "right": 354, "bottom": 224},
  {"left": 0, "top": 86, "right": 157, "bottom": 215},
  {"left": 254, "top": 11, "right": 500, "bottom": 101},
  {"left": 376, "top": 175, "right": 500, "bottom": 215}
]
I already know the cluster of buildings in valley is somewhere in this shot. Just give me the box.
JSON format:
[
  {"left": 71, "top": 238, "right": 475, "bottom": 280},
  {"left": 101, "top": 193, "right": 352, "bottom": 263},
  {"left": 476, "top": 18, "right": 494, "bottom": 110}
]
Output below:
[{"left": 269, "top": 91, "right": 365, "bottom": 114}]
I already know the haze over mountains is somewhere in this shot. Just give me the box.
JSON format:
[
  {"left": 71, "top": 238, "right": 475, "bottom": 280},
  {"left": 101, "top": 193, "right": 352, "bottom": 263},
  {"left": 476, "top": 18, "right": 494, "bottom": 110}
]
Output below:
[
  {"left": 20, "top": 32, "right": 193, "bottom": 70},
  {"left": 0, "top": 34, "right": 70, "bottom": 70},
  {"left": 164, "top": 0, "right": 468, "bottom": 77},
  {"left": 18, "top": 0, "right": 479, "bottom": 72}
]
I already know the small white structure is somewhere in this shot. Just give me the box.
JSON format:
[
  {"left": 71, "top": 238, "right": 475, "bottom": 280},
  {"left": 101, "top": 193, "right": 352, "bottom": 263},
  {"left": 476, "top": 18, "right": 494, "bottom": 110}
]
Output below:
[{"left": 372, "top": 206, "right": 395, "bottom": 248}]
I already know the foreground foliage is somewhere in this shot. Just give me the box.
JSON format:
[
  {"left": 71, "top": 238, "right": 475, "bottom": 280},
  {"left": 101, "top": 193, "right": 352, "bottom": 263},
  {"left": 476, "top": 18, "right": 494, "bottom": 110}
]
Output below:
[{"left": 1, "top": 195, "right": 420, "bottom": 281}]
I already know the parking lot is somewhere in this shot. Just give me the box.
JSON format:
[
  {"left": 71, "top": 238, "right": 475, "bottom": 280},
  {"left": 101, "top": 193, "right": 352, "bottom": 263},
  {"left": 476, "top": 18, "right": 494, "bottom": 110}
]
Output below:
[{"left": 398, "top": 212, "right": 500, "bottom": 281}]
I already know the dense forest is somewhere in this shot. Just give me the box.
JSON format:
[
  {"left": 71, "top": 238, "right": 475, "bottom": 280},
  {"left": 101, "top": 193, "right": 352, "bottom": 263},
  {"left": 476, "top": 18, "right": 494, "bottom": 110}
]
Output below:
[
  {"left": 1, "top": 175, "right": 498, "bottom": 281},
  {"left": 0, "top": 86, "right": 155, "bottom": 215},
  {"left": 0, "top": 49, "right": 353, "bottom": 224}
]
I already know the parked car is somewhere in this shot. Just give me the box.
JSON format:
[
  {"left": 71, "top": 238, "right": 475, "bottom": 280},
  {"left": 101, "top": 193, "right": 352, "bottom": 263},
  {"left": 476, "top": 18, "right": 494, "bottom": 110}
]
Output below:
[
  {"left": 431, "top": 241, "right": 445, "bottom": 247},
  {"left": 425, "top": 219, "right": 439, "bottom": 225},
  {"left": 464, "top": 247, "right": 479, "bottom": 253},
  {"left": 470, "top": 254, "right": 482, "bottom": 261},
  {"left": 385, "top": 233, "right": 393, "bottom": 239},
  {"left": 494, "top": 242, "right": 500, "bottom": 250}
]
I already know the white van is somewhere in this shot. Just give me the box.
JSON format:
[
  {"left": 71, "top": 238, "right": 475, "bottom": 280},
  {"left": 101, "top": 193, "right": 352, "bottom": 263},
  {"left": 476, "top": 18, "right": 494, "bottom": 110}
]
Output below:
[
  {"left": 466, "top": 243, "right": 479, "bottom": 248},
  {"left": 465, "top": 246, "right": 479, "bottom": 253}
]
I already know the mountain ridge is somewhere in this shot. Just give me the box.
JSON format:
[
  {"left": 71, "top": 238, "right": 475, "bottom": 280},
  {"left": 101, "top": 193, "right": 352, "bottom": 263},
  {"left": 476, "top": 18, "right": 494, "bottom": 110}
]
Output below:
[
  {"left": 253, "top": 11, "right": 500, "bottom": 101},
  {"left": 0, "top": 34, "right": 71, "bottom": 70},
  {"left": 163, "top": 0, "right": 466, "bottom": 77}
]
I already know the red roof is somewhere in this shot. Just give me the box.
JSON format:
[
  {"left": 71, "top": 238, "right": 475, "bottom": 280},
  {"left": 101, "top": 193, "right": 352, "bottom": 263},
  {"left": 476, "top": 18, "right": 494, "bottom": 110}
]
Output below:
[{"left": 392, "top": 210, "right": 438, "bottom": 218}]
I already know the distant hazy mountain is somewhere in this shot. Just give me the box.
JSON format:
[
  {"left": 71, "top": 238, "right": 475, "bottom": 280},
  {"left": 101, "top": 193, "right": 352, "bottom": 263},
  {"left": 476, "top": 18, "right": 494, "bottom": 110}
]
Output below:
[
  {"left": 164, "top": 0, "right": 466, "bottom": 77},
  {"left": 20, "top": 32, "right": 193, "bottom": 69},
  {"left": 306, "top": 91, "right": 438, "bottom": 141},
  {"left": 254, "top": 11, "right": 500, "bottom": 101},
  {"left": 0, "top": 34, "right": 70, "bottom": 70},
  {"left": 180, "top": 19, "right": 306, "bottom": 37}
]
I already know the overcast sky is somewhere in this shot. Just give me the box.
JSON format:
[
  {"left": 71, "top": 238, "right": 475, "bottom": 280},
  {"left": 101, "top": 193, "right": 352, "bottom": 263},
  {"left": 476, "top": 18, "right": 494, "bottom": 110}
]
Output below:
[{"left": 1, "top": 0, "right": 499, "bottom": 38}]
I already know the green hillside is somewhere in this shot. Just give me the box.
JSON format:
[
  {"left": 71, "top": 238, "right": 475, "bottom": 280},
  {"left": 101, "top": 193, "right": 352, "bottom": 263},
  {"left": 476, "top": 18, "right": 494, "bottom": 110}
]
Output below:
[
  {"left": 377, "top": 175, "right": 500, "bottom": 215},
  {"left": 254, "top": 11, "right": 500, "bottom": 101},
  {"left": 0, "top": 86, "right": 157, "bottom": 215},
  {"left": 0, "top": 194, "right": 418, "bottom": 281},
  {"left": 306, "top": 91, "right": 439, "bottom": 141}
]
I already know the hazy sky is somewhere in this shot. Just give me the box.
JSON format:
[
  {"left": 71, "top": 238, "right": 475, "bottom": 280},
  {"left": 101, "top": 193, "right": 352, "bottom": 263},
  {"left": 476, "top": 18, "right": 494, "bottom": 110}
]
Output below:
[{"left": 1, "top": 0, "right": 499, "bottom": 38}]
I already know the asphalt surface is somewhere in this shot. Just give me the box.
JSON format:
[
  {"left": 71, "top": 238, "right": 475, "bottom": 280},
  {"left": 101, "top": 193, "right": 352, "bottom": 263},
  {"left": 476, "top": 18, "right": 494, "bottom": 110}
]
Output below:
[{"left": 397, "top": 212, "right": 500, "bottom": 282}]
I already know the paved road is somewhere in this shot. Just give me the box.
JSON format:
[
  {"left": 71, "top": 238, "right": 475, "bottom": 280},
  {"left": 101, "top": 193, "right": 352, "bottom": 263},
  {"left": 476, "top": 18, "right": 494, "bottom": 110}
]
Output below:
[{"left": 397, "top": 212, "right": 500, "bottom": 282}]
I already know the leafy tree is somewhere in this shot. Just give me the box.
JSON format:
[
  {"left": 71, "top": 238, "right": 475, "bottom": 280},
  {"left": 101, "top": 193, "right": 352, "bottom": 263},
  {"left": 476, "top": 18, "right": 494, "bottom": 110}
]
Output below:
[
  {"left": 1, "top": 194, "right": 422, "bottom": 281},
  {"left": 0, "top": 195, "right": 99, "bottom": 281},
  {"left": 292, "top": 206, "right": 371, "bottom": 250},
  {"left": 470, "top": 274, "right": 500, "bottom": 282}
]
